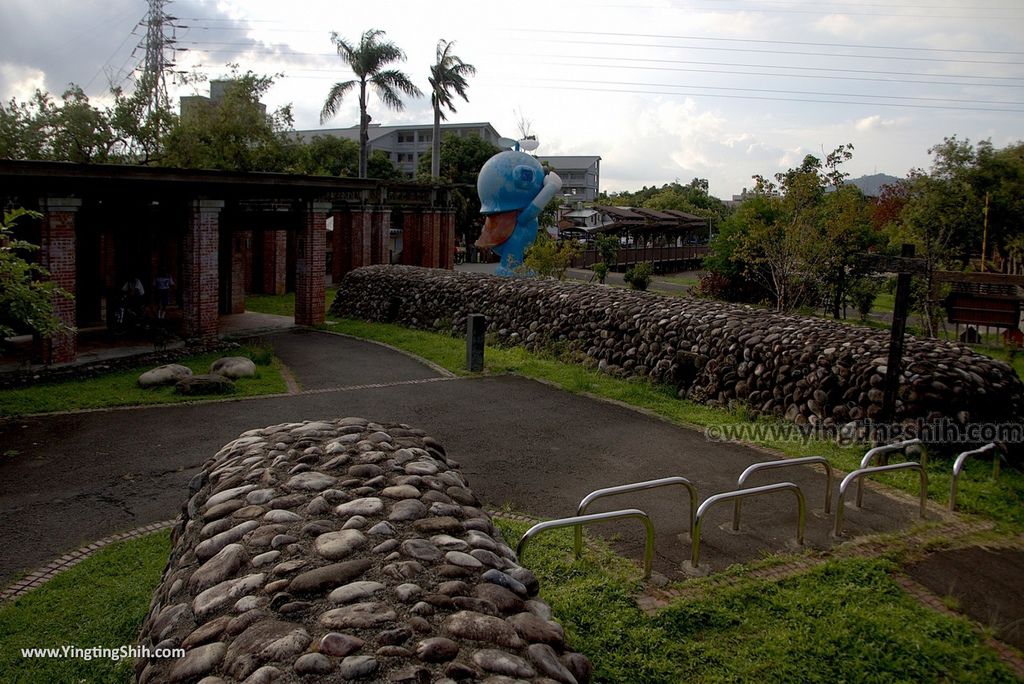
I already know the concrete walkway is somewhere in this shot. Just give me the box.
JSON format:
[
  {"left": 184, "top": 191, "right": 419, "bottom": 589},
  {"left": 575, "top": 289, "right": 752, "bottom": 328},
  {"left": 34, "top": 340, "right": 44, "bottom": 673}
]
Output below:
[{"left": 0, "top": 329, "right": 925, "bottom": 586}]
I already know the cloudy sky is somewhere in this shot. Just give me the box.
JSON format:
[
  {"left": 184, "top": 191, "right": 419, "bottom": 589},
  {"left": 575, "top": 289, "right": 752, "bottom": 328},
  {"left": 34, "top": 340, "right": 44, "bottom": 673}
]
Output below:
[{"left": 2, "top": 0, "right": 1021, "bottom": 196}]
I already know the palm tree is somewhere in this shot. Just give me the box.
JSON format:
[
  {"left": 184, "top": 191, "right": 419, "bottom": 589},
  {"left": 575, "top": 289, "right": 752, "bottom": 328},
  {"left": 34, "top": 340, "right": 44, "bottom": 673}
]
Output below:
[
  {"left": 428, "top": 39, "right": 476, "bottom": 179},
  {"left": 320, "top": 29, "right": 423, "bottom": 178}
]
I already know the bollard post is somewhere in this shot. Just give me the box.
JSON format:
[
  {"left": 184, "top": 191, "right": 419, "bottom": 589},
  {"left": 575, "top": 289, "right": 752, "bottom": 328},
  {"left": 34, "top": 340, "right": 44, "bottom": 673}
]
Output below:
[{"left": 466, "top": 313, "right": 485, "bottom": 372}]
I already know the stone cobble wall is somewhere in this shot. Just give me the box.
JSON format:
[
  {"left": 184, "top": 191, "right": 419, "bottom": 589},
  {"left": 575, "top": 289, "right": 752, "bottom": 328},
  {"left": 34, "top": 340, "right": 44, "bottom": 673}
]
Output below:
[
  {"left": 136, "top": 418, "right": 591, "bottom": 684},
  {"left": 332, "top": 266, "right": 1024, "bottom": 432}
]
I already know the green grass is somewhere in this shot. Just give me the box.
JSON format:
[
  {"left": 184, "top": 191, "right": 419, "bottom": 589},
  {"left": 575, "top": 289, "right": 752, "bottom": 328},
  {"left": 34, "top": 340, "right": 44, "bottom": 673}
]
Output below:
[
  {"left": 495, "top": 518, "right": 1017, "bottom": 683},
  {"left": 655, "top": 273, "right": 701, "bottom": 288},
  {"left": 0, "top": 530, "right": 171, "bottom": 684},
  {"left": 244, "top": 286, "right": 338, "bottom": 318},
  {"left": 325, "top": 318, "right": 1024, "bottom": 529},
  {"left": 0, "top": 346, "right": 288, "bottom": 417}
]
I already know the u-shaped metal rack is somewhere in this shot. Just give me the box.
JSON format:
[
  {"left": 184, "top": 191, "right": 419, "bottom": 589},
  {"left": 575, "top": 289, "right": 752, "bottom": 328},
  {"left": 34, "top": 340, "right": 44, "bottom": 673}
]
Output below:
[
  {"left": 949, "top": 443, "right": 998, "bottom": 512},
  {"left": 732, "top": 457, "right": 833, "bottom": 531},
  {"left": 835, "top": 462, "right": 927, "bottom": 536},
  {"left": 691, "top": 482, "right": 806, "bottom": 568},
  {"left": 574, "top": 476, "right": 698, "bottom": 558},
  {"left": 516, "top": 509, "right": 656, "bottom": 579},
  {"left": 856, "top": 439, "right": 926, "bottom": 508}
]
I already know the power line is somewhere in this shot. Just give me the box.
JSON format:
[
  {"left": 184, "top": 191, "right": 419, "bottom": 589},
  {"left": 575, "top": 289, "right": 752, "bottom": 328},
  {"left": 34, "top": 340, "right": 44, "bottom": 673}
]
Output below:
[{"left": 507, "top": 28, "right": 1024, "bottom": 56}]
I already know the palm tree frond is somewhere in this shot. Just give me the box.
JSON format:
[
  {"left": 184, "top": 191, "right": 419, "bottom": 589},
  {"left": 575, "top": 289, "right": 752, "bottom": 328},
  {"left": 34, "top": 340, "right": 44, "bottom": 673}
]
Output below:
[{"left": 319, "top": 80, "right": 356, "bottom": 123}]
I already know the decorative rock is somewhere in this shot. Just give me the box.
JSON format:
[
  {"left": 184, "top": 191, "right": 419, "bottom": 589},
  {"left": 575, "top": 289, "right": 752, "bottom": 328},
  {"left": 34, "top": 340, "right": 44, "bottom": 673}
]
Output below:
[
  {"left": 176, "top": 373, "right": 234, "bottom": 395},
  {"left": 445, "top": 551, "right": 484, "bottom": 568},
  {"left": 337, "top": 655, "right": 379, "bottom": 679},
  {"left": 192, "top": 573, "right": 265, "bottom": 620},
  {"left": 472, "top": 649, "right": 536, "bottom": 678},
  {"left": 383, "top": 484, "right": 422, "bottom": 499},
  {"left": 314, "top": 529, "right": 367, "bottom": 560},
  {"left": 251, "top": 551, "right": 280, "bottom": 568},
  {"left": 138, "top": 363, "right": 192, "bottom": 388},
  {"left": 481, "top": 569, "right": 528, "bottom": 597},
  {"left": 442, "top": 611, "right": 524, "bottom": 649},
  {"left": 473, "top": 584, "right": 525, "bottom": 615},
  {"left": 329, "top": 580, "right": 386, "bottom": 604},
  {"left": 336, "top": 497, "right": 385, "bottom": 517},
  {"left": 508, "top": 612, "right": 565, "bottom": 648},
  {"left": 293, "top": 652, "right": 333, "bottom": 675},
  {"left": 394, "top": 583, "right": 423, "bottom": 603},
  {"left": 286, "top": 471, "right": 336, "bottom": 491},
  {"left": 389, "top": 499, "right": 428, "bottom": 521},
  {"left": 401, "top": 539, "right": 443, "bottom": 563},
  {"left": 368, "top": 521, "right": 396, "bottom": 536},
  {"left": 210, "top": 356, "right": 257, "bottom": 379},
  {"left": 195, "top": 520, "right": 260, "bottom": 561},
  {"left": 318, "top": 632, "right": 364, "bottom": 657},
  {"left": 189, "top": 544, "right": 249, "bottom": 592},
  {"left": 320, "top": 602, "right": 397, "bottom": 629},
  {"left": 415, "top": 636, "right": 460, "bottom": 662},
  {"left": 288, "top": 559, "right": 374, "bottom": 595},
  {"left": 528, "top": 644, "right": 578, "bottom": 684},
  {"left": 167, "top": 642, "right": 227, "bottom": 682}
]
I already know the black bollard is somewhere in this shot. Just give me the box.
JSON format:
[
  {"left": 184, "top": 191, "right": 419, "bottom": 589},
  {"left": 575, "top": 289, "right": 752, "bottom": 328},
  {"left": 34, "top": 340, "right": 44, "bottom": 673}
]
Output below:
[{"left": 466, "top": 314, "right": 485, "bottom": 372}]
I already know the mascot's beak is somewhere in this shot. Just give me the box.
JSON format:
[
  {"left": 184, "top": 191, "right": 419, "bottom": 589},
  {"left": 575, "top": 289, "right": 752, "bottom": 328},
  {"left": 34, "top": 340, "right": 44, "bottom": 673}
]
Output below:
[{"left": 475, "top": 210, "right": 518, "bottom": 248}]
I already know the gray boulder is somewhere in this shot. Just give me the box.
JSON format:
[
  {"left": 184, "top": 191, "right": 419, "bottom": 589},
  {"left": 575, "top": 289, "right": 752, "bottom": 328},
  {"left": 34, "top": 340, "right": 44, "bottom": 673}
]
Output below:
[
  {"left": 138, "top": 364, "right": 193, "bottom": 388},
  {"left": 176, "top": 373, "right": 235, "bottom": 395},
  {"left": 210, "top": 356, "right": 257, "bottom": 379}
]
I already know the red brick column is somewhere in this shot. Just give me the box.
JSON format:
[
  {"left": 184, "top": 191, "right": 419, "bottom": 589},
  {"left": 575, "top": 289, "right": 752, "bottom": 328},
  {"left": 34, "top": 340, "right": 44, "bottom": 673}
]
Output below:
[
  {"left": 440, "top": 209, "right": 456, "bottom": 270},
  {"left": 183, "top": 200, "right": 223, "bottom": 345},
  {"left": 371, "top": 206, "right": 391, "bottom": 265},
  {"left": 332, "top": 211, "right": 353, "bottom": 281},
  {"left": 229, "top": 232, "right": 247, "bottom": 314},
  {"left": 421, "top": 210, "right": 443, "bottom": 268},
  {"left": 349, "top": 208, "right": 373, "bottom": 270},
  {"left": 295, "top": 201, "right": 329, "bottom": 327},
  {"left": 32, "top": 197, "right": 80, "bottom": 364},
  {"left": 261, "top": 229, "right": 287, "bottom": 295},
  {"left": 401, "top": 211, "right": 422, "bottom": 266}
]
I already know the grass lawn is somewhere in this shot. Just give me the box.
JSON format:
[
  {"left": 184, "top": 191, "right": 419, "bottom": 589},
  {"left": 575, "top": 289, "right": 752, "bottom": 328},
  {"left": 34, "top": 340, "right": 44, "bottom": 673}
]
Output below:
[
  {"left": 0, "top": 530, "right": 170, "bottom": 684},
  {"left": 0, "top": 346, "right": 287, "bottom": 417},
  {"left": 655, "top": 273, "right": 701, "bottom": 288},
  {"left": 494, "top": 518, "right": 1018, "bottom": 683}
]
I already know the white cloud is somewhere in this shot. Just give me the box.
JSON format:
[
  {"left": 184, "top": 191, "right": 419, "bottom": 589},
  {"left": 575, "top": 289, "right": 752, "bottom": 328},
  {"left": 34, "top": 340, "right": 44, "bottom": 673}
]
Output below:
[{"left": 0, "top": 64, "right": 47, "bottom": 101}]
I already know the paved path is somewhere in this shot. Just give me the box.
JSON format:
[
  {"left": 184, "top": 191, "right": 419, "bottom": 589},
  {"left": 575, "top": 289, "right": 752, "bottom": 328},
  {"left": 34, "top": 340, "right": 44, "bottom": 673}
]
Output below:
[{"left": 0, "top": 329, "right": 923, "bottom": 585}]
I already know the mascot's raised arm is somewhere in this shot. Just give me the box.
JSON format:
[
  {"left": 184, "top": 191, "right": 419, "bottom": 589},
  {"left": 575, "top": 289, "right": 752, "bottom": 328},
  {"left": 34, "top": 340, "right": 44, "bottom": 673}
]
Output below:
[{"left": 474, "top": 142, "right": 562, "bottom": 276}]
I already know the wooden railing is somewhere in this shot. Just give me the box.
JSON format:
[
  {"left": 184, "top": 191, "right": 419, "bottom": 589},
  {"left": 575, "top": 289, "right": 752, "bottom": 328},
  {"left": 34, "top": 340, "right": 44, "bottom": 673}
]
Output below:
[{"left": 570, "top": 244, "right": 710, "bottom": 270}]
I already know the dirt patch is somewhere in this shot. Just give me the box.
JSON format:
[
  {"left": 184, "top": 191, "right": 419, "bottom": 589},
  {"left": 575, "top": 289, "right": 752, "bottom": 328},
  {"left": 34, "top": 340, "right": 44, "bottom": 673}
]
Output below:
[{"left": 905, "top": 547, "right": 1024, "bottom": 650}]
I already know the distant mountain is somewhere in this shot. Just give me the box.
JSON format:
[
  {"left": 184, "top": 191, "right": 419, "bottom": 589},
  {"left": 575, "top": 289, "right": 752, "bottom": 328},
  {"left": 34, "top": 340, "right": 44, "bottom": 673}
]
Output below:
[{"left": 845, "top": 173, "right": 901, "bottom": 197}]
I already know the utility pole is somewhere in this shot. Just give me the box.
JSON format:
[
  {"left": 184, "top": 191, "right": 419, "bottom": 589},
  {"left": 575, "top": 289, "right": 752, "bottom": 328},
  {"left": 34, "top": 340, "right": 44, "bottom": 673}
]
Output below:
[{"left": 981, "top": 191, "right": 990, "bottom": 272}]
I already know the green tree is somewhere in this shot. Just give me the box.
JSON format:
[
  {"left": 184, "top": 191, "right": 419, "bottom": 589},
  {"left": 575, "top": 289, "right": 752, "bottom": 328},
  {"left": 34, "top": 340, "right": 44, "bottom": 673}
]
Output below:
[
  {"left": 428, "top": 39, "right": 475, "bottom": 179},
  {"left": 1, "top": 208, "right": 72, "bottom": 339},
  {"left": 417, "top": 134, "right": 501, "bottom": 247},
  {"left": 292, "top": 135, "right": 359, "bottom": 176},
  {"left": 320, "top": 29, "right": 423, "bottom": 178},
  {"left": 162, "top": 71, "right": 295, "bottom": 172},
  {"left": 520, "top": 232, "right": 579, "bottom": 280},
  {"left": 367, "top": 149, "right": 403, "bottom": 180}
]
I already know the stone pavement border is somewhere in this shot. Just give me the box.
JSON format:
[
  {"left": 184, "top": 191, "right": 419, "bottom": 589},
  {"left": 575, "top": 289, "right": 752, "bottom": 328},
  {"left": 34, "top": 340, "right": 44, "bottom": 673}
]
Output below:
[{"left": 0, "top": 519, "right": 176, "bottom": 604}]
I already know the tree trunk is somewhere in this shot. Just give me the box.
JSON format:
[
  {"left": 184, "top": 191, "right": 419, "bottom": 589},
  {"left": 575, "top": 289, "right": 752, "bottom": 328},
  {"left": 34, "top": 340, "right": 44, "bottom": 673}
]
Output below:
[
  {"left": 358, "top": 81, "right": 368, "bottom": 178},
  {"left": 431, "top": 103, "right": 441, "bottom": 178}
]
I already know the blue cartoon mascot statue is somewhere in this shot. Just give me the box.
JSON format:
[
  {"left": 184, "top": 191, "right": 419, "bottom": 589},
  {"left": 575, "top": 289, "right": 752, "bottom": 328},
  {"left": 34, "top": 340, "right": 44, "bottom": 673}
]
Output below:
[{"left": 474, "top": 148, "right": 562, "bottom": 276}]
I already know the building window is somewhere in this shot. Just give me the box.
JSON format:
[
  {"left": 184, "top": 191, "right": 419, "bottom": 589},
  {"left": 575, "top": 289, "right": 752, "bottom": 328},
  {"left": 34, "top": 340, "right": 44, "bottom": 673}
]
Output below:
[
  {"left": 418, "top": 131, "right": 432, "bottom": 143},
  {"left": 397, "top": 132, "right": 415, "bottom": 143}
]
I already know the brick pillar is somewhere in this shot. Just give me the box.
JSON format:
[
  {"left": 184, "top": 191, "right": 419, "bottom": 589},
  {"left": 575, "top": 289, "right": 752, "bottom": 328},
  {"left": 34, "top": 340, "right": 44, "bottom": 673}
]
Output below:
[
  {"left": 183, "top": 200, "right": 223, "bottom": 345},
  {"left": 32, "top": 197, "right": 80, "bottom": 364},
  {"left": 239, "top": 230, "right": 253, "bottom": 293},
  {"left": 332, "top": 211, "right": 352, "bottom": 281},
  {"left": 401, "top": 211, "right": 422, "bottom": 266},
  {"left": 440, "top": 209, "right": 456, "bottom": 270},
  {"left": 261, "top": 229, "right": 287, "bottom": 295},
  {"left": 371, "top": 206, "right": 391, "bottom": 265},
  {"left": 230, "top": 232, "right": 246, "bottom": 314},
  {"left": 421, "top": 210, "right": 443, "bottom": 268},
  {"left": 295, "top": 201, "right": 328, "bottom": 327},
  {"left": 349, "top": 208, "right": 373, "bottom": 270}
]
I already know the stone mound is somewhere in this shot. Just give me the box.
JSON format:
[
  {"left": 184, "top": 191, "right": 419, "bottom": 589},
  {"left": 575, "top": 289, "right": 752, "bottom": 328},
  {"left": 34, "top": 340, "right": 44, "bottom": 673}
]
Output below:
[
  {"left": 211, "top": 357, "right": 257, "bottom": 380},
  {"left": 135, "top": 418, "right": 592, "bottom": 683},
  {"left": 332, "top": 266, "right": 1024, "bottom": 437}
]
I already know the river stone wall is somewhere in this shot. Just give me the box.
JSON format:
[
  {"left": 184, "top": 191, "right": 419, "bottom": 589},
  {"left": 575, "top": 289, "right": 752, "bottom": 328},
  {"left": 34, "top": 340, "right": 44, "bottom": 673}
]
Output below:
[
  {"left": 331, "top": 266, "right": 1024, "bottom": 432},
  {"left": 136, "top": 418, "right": 592, "bottom": 684}
]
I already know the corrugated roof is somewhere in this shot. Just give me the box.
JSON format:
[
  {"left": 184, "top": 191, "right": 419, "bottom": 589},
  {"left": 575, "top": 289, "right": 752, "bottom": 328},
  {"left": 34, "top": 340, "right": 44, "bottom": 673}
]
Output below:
[{"left": 632, "top": 207, "right": 675, "bottom": 221}]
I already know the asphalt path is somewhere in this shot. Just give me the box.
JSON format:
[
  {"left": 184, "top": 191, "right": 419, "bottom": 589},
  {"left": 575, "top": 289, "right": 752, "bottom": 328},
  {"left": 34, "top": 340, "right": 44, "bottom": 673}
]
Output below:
[{"left": 0, "top": 330, "right": 921, "bottom": 585}]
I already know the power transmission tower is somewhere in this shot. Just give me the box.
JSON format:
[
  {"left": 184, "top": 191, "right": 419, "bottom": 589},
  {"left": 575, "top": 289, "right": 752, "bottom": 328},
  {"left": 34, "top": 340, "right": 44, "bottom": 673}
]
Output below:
[{"left": 138, "top": 0, "right": 177, "bottom": 115}]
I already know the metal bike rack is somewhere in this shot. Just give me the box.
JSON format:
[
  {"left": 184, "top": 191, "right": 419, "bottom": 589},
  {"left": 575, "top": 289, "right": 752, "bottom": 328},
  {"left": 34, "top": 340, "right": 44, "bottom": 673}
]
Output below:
[
  {"left": 691, "top": 482, "right": 806, "bottom": 569},
  {"left": 949, "top": 443, "right": 998, "bottom": 512},
  {"left": 857, "top": 438, "right": 927, "bottom": 508},
  {"left": 574, "top": 477, "right": 698, "bottom": 558},
  {"left": 835, "top": 462, "right": 927, "bottom": 537},
  {"left": 732, "top": 457, "right": 833, "bottom": 531},
  {"left": 516, "top": 509, "right": 655, "bottom": 579}
]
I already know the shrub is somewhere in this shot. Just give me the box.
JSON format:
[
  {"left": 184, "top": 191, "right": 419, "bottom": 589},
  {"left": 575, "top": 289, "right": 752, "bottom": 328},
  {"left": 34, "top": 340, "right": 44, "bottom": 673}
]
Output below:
[
  {"left": 520, "top": 233, "right": 580, "bottom": 280},
  {"left": 623, "top": 262, "right": 653, "bottom": 290},
  {"left": 592, "top": 261, "right": 609, "bottom": 284}
]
